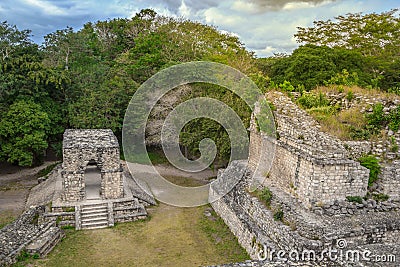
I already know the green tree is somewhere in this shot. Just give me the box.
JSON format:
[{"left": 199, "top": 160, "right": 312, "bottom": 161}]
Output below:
[
  {"left": 0, "top": 21, "right": 32, "bottom": 60},
  {"left": 294, "top": 9, "right": 400, "bottom": 90},
  {"left": 295, "top": 9, "right": 400, "bottom": 58},
  {"left": 269, "top": 45, "right": 371, "bottom": 90},
  {"left": 0, "top": 100, "right": 50, "bottom": 166}
]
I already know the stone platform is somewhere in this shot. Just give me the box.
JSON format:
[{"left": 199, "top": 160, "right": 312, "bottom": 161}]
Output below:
[{"left": 41, "top": 161, "right": 155, "bottom": 230}]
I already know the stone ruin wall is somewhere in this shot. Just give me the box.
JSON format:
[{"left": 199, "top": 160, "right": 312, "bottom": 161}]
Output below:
[
  {"left": 61, "top": 129, "right": 124, "bottom": 201},
  {"left": 211, "top": 163, "right": 400, "bottom": 264},
  {"left": 298, "top": 90, "right": 400, "bottom": 199},
  {"left": 0, "top": 207, "right": 63, "bottom": 266},
  {"left": 379, "top": 161, "right": 400, "bottom": 200},
  {"left": 321, "top": 91, "right": 400, "bottom": 160},
  {"left": 249, "top": 91, "right": 369, "bottom": 207},
  {"left": 250, "top": 133, "right": 368, "bottom": 207}
]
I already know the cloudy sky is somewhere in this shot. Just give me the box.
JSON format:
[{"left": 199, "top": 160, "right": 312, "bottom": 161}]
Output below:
[{"left": 0, "top": 0, "right": 399, "bottom": 57}]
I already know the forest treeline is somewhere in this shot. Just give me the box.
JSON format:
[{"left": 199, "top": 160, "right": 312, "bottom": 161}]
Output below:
[{"left": 0, "top": 8, "right": 399, "bottom": 166}]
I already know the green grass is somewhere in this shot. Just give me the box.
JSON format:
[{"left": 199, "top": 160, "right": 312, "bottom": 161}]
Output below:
[
  {"left": 255, "top": 187, "right": 273, "bottom": 207},
  {"left": 346, "top": 196, "right": 364, "bottom": 204},
  {"left": 198, "top": 207, "right": 249, "bottom": 263},
  {"left": 371, "top": 193, "right": 390, "bottom": 202},
  {"left": 0, "top": 181, "right": 24, "bottom": 191},
  {"left": 125, "top": 151, "right": 169, "bottom": 165},
  {"left": 358, "top": 155, "right": 381, "bottom": 186},
  {"left": 37, "top": 162, "right": 60, "bottom": 178},
  {"left": 26, "top": 204, "right": 248, "bottom": 267},
  {"left": 273, "top": 208, "right": 284, "bottom": 221},
  {"left": 162, "top": 175, "right": 206, "bottom": 187},
  {"left": 0, "top": 210, "right": 16, "bottom": 229}
]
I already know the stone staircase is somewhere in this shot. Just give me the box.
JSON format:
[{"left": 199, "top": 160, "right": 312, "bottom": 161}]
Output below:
[
  {"left": 80, "top": 203, "right": 109, "bottom": 230},
  {"left": 25, "top": 226, "right": 65, "bottom": 257}
]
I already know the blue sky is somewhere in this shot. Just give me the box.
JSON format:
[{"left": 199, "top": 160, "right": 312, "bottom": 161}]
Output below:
[{"left": 0, "top": 0, "right": 399, "bottom": 57}]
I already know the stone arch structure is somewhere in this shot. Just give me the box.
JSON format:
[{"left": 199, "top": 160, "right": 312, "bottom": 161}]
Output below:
[{"left": 61, "top": 129, "right": 124, "bottom": 201}]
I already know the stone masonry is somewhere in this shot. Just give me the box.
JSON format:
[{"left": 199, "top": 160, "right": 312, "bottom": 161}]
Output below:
[
  {"left": 249, "top": 91, "right": 369, "bottom": 207},
  {"left": 0, "top": 207, "right": 63, "bottom": 266},
  {"left": 61, "top": 129, "right": 124, "bottom": 201},
  {"left": 211, "top": 91, "right": 399, "bottom": 267},
  {"left": 211, "top": 163, "right": 400, "bottom": 267}
]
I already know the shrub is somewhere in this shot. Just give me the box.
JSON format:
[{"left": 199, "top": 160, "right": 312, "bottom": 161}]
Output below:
[
  {"left": 349, "top": 127, "right": 371, "bottom": 140},
  {"left": 0, "top": 100, "right": 51, "bottom": 166},
  {"left": 346, "top": 90, "right": 354, "bottom": 101},
  {"left": 390, "top": 144, "right": 399, "bottom": 153},
  {"left": 61, "top": 225, "right": 75, "bottom": 230},
  {"left": 16, "top": 250, "right": 30, "bottom": 262},
  {"left": 371, "top": 193, "right": 389, "bottom": 202},
  {"left": 51, "top": 142, "right": 63, "bottom": 158},
  {"left": 364, "top": 104, "right": 400, "bottom": 134},
  {"left": 325, "top": 69, "right": 360, "bottom": 87},
  {"left": 273, "top": 208, "right": 284, "bottom": 221},
  {"left": 388, "top": 86, "right": 400, "bottom": 95},
  {"left": 388, "top": 106, "right": 400, "bottom": 132},
  {"left": 257, "top": 187, "right": 273, "bottom": 207},
  {"left": 346, "top": 196, "right": 363, "bottom": 204},
  {"left": 297, "top": 92, "right": 329, "bottom": 109},
  {"left": 279, "top": 80, "right": 295, "bottom": 92},
  {"left": 372, "top": 193, "right": 389, "bottom": 201},
  {"left": 390, "top": 136, "right": 399, "bottom": 152},
  {"left": 358, "top": 155, "right": 381, "bottom": 186},
  {"left": 366, "top": 103, "right": 386, "bottom": 134}
]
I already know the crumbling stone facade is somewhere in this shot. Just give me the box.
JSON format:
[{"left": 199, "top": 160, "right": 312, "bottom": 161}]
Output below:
[
  {"left": 379, "top": 161, "right": 400, "bottom": 200},
  {"left": 249, "top": 92, "right": 369, "bottom": 207},
  {"left": 61, "top": 129, "right": 124, "bottom": 201},
  {"left": 0, "top": 207, "right": 63, "bottom": 266},
  {"left": 211, "top": 91, "right": 399, "bottom": 267},
  {"left": 211, "top": 163, "right": 400, "bottom": 266}
]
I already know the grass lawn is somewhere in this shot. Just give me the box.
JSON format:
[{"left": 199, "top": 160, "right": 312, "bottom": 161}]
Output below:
[
  {"left": 15, "top": 176, "right": 248, "bottom": 267},
  {"left": 0, "top": 210, "right": 17, "bottom": 229}
]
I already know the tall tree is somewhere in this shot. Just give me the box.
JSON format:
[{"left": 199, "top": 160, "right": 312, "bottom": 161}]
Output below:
[
  {"left": 295, "top": 9, "right": 400, "bottom": 58},
  {"left": 0, "top": 100, "right": 50, "bottom": 166}
]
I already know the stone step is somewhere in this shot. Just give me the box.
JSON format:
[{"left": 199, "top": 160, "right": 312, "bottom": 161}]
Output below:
[
  {"left": 81, "top": 203, "right": 107, "bottom": 209},
  {"left": 81, "top": 202, "right": 108, "bottom": 208},
  {"left": 26, "top": 227, "right": 65, "bottom": 257},
  {"left": 82, "top": 216, "right": 108, "bottom": 223},
  {"left": 81, "top": 224, "right": 109, "bottom": 230},
  {"left": 81, "top": 212, "right": 108, "bottom": 219},
  {"left": 113, "top": 205, "right": 143, "bottom": 211},
  {"left": 81, "top": 207, "right": 107, "bottom": 214},
  {"left": 114, "top": 211, "right": 147, "bottom": 220},
  {"left": 81, "top": 220, "right": 109, "bottom": 230}
]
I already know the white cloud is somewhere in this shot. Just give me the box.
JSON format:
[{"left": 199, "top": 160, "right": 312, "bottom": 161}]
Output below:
[
  {"left": 282, "top": 1, "right": 316, "bottom": 10},
  {"left": 22, "top": 0, "right": 67, "bottom": 15},
  {"left": 255, "top": 45, "right": 277, "bottom": 55},
  {"left": 204, "top": 7, "right": 245, "bottom": 27},
  {"left": 231, "top": 1, "right": 260, "bottom": 14},
  {"left": 247, "top": 0, "right": 337, "bottom": 11},
  {"left": 219, "top": 29, "right": 240, "bottom": 38},
  {"left": 178, "top": 0, "right": 191, "bottom": 17},
  {"left": 1, "top": 0, "right": 398, "bottom": 56}
]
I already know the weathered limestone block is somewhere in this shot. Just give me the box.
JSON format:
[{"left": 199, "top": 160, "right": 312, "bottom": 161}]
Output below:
[
  {"left": 249, "top": 92, "right": 370, "bottom": 207},
  {"left": 379, "top": 161, "right": 400, "bottom": 200},
  {"left": 61, "top": 129, "right": 124, "bottom": 201}
]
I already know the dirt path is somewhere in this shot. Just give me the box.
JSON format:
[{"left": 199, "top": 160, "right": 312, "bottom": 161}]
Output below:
[
  {"left": 1, "top": 161, "right": 215, "bottom": 220},
  {"left": 126, "top": 162, "right": 216, "bottom": 183},
  {"left": 0, "top": 161, "right": 57, "bottom": 220}
]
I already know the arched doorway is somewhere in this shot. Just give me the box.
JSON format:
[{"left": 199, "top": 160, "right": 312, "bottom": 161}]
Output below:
[
  {"left": 85, "top": 160, "right": 102, "bottom": 200},
  {"left": 62, "top": 129, "right": 124, "bottom": 201}
]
